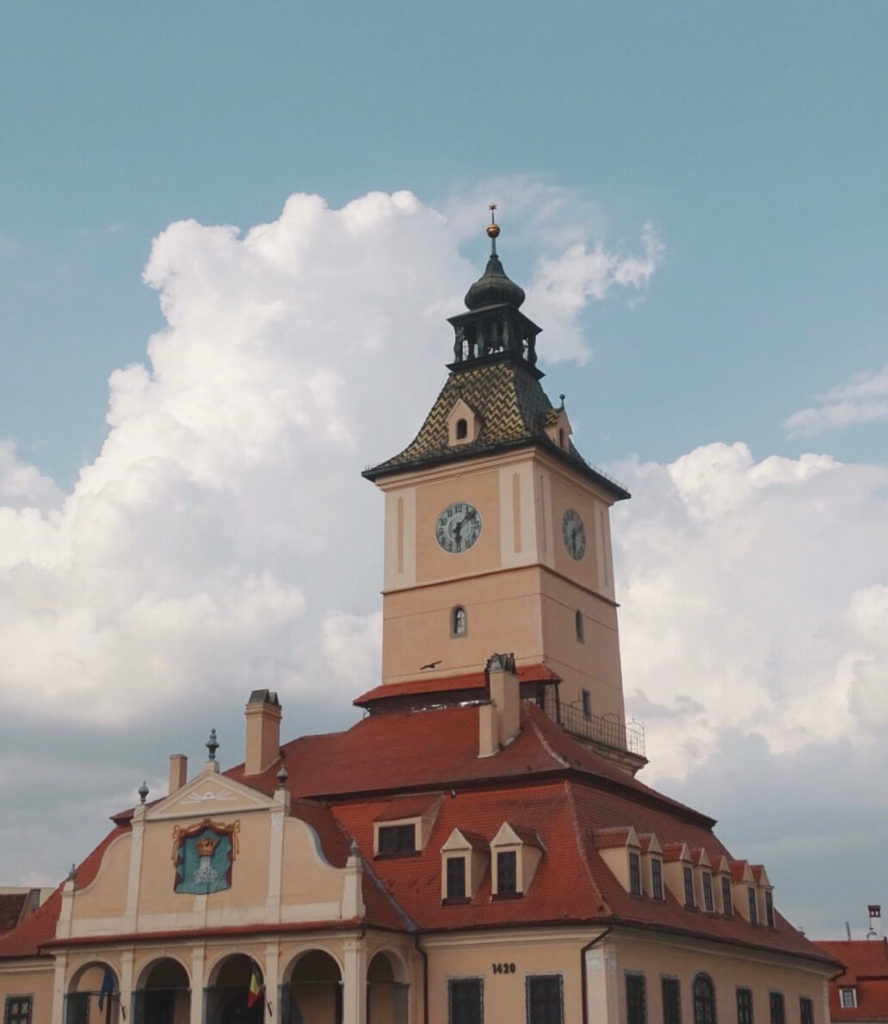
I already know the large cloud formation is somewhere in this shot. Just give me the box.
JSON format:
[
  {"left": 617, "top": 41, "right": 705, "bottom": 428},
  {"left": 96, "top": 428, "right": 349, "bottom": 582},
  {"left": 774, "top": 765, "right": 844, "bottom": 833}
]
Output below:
[{"left": 1, "top": 186, "right": 884, "bottom": 936}]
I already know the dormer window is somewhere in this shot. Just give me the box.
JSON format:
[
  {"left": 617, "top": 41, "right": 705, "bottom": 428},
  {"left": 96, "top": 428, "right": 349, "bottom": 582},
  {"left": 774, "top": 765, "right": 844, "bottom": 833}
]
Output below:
[
  {"left": 765, "top": 889, "right": 775, "bottom": 927},
  {"left": 496, "top": 850, "right": 517, "bottom": 895},
  {"left": 446, "top": 399, "right": 481, "bottom": 446},
  {"left": 748, "top": 887, "right": 758, "bottom": 925},
  {"left": 629, "top": 852, "right": 642, "bottom": 896},
  {"left": 683, "top": 866, "right": 695, "bottom": 907},
  {"left": 377, "top": 824, "right": 416, "bottom": 855},
  {"left": 651, "top": 858, "right": 664, "bottom": 900},
  {"left": 445, "top": 856, "right": 467, "bottom": 901},
  {"left": 452, "top": 606, "right": 468, "bottom": 637},
  {"left": 722, "top": 876, "right": 733, "bottom": 916},
  {"left": 702, "top": 872, "right": 714, "bottom": 912},
  {"left": 840, "top": 989, "right": 857, "bottom": 1009}
]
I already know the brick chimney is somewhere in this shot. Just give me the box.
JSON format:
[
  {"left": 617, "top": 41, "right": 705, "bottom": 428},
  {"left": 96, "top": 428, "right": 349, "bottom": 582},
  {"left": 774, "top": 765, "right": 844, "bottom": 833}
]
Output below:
[
  {"left": 478, "top": 654, "right": 521, "bottom": 757},
  {"left": 244, "top": 689, "right": 282, "bottom": 775}
]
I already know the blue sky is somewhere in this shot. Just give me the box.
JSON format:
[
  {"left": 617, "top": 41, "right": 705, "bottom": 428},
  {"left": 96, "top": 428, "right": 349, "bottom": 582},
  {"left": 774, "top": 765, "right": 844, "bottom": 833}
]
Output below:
[{"left": 1, "top": 2, "right": 886, "bottom": 938}]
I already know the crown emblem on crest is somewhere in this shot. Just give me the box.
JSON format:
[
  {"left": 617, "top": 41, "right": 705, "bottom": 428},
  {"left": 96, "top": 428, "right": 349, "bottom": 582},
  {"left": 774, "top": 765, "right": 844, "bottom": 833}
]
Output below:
[{"left": 195, "top": 836, "right": 218, "bottom": 857}]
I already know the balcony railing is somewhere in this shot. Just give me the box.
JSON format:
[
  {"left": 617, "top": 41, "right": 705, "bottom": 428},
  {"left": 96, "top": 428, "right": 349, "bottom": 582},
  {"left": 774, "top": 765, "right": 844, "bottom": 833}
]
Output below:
[{"left": 542, "top": 692, "right": 645, "bottom": 758}]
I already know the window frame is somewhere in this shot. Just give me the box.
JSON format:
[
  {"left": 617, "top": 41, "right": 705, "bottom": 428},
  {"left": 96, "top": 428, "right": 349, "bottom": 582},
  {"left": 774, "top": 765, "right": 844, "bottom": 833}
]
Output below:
[
  {"left": 800, "top": 997, "right": 814, "bottom": 1024},
  {"left": 736, "top": 987, "right": 753, "bottom": 1024},
  {"left": 662, "top": 977, "right": 681, "bottom": 1024},
  {"left": 765, "top": 890, "right": 775, "bottom": 928},
  {"left": 449, "top": 977, "right": 483, "bottom": 1024},
  {"left": 693, "top": 973, "right": 717, "bottom": 1024},
  {"left": 575, "top": 610, "right": 585, "bottom": 642},
  {"left": 651, "top": 858, "right": 664, "bottom": 901},
  {"left": 722, "top": 877, "right": 733, "bottom": 916},
  {"left": 451, "top": 605, "right": 468, "bottom": 638},
  {"left": 4, "top": 996, "right": 32, "bottom": 1024},
  {"left": 747, "top": 887, "right": 758, "bottom": 925},
  {"left": 626, "top": 974, "right": 647, "bottom": 1024},
  {"left": 445, "top": 855, "right": 467, "bottom": 902},
  {"left": 769, "top": 992, "right": 785, "bottom": 1024},
  {"left": 839, "top": 989, "right": 857, "bottom": 1009},
  {"left": 702, "top": 871, "right": 714, "bottom": 912},
  {"left": 683, "top": 866, "right": 695, "bottom": 908},
  {"left": 376, "top": 823, "right": 417, "bottom": 856},
  {"left": 495, "top": 849, "right": 518, "bottom": 896},
  {"left": 527, "top": 974, "right": 564, "bottom": 1024}
]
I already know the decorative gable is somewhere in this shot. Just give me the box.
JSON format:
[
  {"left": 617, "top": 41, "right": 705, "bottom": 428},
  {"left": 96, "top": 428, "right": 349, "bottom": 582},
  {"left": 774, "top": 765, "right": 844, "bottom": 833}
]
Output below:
[
  {"left": 440, "top": 828, "right": 490, "bottom": 902},
  {"left": 594, "top": 826, "right": 643, "bottom": 895},
  {"left": 446, "top": 397, "right": 482, "bottom": 447},
  {"left": 146, "top": 768, "right": 279, "bottom": 821},
  {"left": 490, "top": 822, "right": 544, "bottom": 897},
  {"left": 545, "top": 404, "right": 573, "bottom": 451}
]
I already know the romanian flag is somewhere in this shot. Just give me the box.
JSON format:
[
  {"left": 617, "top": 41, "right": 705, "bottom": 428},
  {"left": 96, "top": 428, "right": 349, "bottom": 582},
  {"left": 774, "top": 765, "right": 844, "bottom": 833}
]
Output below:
[{"left": 247, "top": 965, "right": 264, "bottom": 1009}]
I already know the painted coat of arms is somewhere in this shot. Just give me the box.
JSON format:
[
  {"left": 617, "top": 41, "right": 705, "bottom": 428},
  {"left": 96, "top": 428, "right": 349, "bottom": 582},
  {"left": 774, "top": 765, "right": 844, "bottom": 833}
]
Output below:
[{"left": 172, "top": 819, "right": 240, "bottom": 894}]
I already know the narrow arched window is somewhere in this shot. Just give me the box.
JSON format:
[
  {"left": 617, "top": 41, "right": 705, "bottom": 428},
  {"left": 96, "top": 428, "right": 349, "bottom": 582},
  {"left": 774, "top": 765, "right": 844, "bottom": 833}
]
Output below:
[
  {"left": 693, "top": 974, "right": 717, "bottom": 1024},
  {"left": 456, "top": 418, "right": 468, "bottom": 440},
  {"left": 575, "top": 609, "right": 584, "bottom": 642},
  {"left": 451, "top": 606, "right": 467, "bottom": 637}
]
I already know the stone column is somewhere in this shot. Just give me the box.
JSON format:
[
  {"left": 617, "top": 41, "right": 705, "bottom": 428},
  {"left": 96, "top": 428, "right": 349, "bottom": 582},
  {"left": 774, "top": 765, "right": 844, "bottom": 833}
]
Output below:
[
  {"left": 264, "top": 943, "right": 281, "bottom": 1022},
  {"left": 342, "top": 936, "right": 367, "bottom": 1024},
  {"left": 190, "top": 945, "right": 206, "bottom": 1024},
  {"left": 119, "top": 949, "right": 135, "bottom": 1024}
]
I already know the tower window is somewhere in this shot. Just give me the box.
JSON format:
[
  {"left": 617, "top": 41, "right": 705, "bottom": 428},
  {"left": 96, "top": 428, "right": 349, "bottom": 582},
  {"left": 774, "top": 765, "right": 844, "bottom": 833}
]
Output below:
[
  {"left": 575, "top": 609, "right": 584, "bottom": 642},
  {"left": 581, "top": 689, "right": 591, "bottom": 719},
  {"left": 451, "top": 606, "right": 468, "bottom": 637},
  {"left": 456, "top": 418, "right": 468, "bottom": 440}
]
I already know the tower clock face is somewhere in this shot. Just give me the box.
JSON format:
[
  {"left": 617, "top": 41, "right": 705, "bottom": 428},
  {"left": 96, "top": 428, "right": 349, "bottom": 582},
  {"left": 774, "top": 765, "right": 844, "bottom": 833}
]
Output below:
[
  {"left": 562, "top": 509, "right": 586, "bottom": 560},
  {"left": 436, "top": 502, "right": 482, "bottom": 553}
]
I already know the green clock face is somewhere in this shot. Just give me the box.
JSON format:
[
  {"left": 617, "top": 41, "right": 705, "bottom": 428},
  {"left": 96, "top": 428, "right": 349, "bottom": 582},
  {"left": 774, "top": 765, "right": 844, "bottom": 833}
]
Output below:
[
  {"left": 562, "top": 509, "right": 586, "bottom": 560},
  {"left": 436, "top": 502, "right": 482, "bottom": 553}
]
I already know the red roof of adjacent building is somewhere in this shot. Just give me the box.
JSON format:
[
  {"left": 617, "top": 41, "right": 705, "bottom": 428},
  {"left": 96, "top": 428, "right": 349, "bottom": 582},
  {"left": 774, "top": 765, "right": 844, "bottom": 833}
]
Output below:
[{"left": 815, "top": 939, "right": 888, "bottom": 1021}]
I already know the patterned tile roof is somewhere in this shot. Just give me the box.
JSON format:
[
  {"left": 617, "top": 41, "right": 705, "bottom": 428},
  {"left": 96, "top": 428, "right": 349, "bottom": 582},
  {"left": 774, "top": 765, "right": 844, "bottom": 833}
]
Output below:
[{"left": 363, "top": 356, "right": 629, "bottom": 499}]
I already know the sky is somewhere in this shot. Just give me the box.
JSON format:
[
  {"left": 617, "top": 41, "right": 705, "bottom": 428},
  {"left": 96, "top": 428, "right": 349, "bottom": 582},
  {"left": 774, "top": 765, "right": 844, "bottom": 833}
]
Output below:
[{"left": 1, "top": 1, "right": 886, "bottom": 940}]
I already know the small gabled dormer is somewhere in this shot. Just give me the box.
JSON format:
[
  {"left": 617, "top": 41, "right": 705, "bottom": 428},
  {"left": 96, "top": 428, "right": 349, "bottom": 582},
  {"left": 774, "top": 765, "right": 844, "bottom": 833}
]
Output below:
[
  {"left": 440, "top": 828, "right": 490, "bottom": 903},
  {"left": 446, "top": 398, "right": 483, "bottom": 447},
  {"left": 752, "top": 864, "right": 775, "bottom": 927},
  {"left": 638, "top": 833, "right": 665, "bottom": 900},
  {"left": 711, "top": 854, "right": 734, "bottom": 916},
  {"left": 690, "top": 848, "right": 715, "bottom": 912},
  {"left": 545, "top": 400, "right": 573, "bottom": 452},
  {"left": 662, "top": 842, "right": 696, "bottom": 908},
  {"left": 373, "top": 795, "right": 443, "bottom": 858},
  {"left": 729, "top": 859, "right": 759, "bottom": 923},
  {"left": 594, "top": 826, "right": 643, "bottom": 896},
  {"left": 490, "top": 822, "right": 544, "bottom": 898}
]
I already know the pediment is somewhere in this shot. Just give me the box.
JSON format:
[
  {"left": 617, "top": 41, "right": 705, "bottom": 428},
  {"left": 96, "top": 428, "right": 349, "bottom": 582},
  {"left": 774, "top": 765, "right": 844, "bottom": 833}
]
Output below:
[{"left": 147, "top": 769, "right": 279, "bottom": 821}]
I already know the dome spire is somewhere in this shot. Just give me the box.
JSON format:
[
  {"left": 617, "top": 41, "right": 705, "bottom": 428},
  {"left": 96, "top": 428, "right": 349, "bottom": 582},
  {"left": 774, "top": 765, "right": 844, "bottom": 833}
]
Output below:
[{"left": 464, "top": 206, "right": 526, "bottom": 311}]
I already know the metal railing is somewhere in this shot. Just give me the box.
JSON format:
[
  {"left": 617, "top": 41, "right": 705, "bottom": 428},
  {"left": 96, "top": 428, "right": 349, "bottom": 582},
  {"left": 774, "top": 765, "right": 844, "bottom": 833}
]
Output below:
[{"left": 543, "top": 692, "right": 645, "bottom": 757}]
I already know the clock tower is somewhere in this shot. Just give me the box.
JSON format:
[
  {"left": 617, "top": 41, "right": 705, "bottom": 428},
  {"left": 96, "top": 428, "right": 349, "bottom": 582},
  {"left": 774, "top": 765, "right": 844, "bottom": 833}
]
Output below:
[{"left": 363, "top": 213, "right": 642, "bottom": 770}]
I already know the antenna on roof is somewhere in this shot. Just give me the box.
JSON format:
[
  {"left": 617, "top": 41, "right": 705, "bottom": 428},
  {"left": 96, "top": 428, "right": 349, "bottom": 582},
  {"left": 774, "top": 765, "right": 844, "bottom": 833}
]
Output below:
[{"left": 846, "top": 921, "right": 852, "bottom": 940}]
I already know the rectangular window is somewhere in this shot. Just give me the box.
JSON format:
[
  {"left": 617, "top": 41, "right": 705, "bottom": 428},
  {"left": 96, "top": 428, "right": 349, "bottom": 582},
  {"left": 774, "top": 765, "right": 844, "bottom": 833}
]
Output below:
[
  {"left": 683, "top": 866, "right": 695, "bottom": 907},
  {"left": 449, "top": 978, "right": 483, "bottom": 1024},
  {"left": 4, "top": 997, "right": 32, "bottom": 1024},
  {"left": 748, "top": 887, "right": 759, "bottom": 925},
  {"left": 737, "top": 987, "right": 754, "bottom": 1024},
  {"left": 800, "top": 997, "right": 814, "bottom": 1024},
  {"left": 662, "top": 977, "right": 681, "bottom": 1024},
  {"left": 377, "top": 823, "right": 416, "bottom": 855},
  {"left": 64, "top": 994, "right": 89, "bottom": 1024},
  {"left": 839, "top": 990, "right": 857, "bottom": 1009},
  {"left": 626, "top": 974, "right": 647, "bottom": 1024},
  {"left": 582, "top": 689, "right": 592, "bottom": 717},
  {"left": 652, "top": 859, "right": 664, "bottom": 900},
  {"left": 496, "top": 850, "right": 518, "bottom": 895},
  {"left": 765, "top": 890, "right": 775, "bottom": 927},
  {"left": 769, "top": 993, "right": 785, "bottom": 1024},
  {"left": 702, "top": 872, "right": 714, "bottom": 911},
  {"left": 527, "top": 974, "right": 564, "bottom": 1024},
  {"left": 446, "top": 856, "right": 467, "bottom": 901},
  {"left": 722, "top": 877, "right": 733, "bottom": 916},
  {"left": 630, "top": 852, "right": 642, "bottom": 895}
]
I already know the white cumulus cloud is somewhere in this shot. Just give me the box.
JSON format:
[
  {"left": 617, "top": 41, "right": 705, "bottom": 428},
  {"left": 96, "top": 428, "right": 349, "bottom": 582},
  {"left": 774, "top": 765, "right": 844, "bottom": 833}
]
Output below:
[{"left": 783, "top": 361, "right": 888, "bottom": 436}]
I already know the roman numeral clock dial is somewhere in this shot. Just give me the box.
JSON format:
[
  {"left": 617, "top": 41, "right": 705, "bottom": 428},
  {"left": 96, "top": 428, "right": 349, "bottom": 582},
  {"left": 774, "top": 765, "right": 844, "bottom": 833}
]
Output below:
[{"left": 436, "top": 502, "right": 482, "bottom": 553}]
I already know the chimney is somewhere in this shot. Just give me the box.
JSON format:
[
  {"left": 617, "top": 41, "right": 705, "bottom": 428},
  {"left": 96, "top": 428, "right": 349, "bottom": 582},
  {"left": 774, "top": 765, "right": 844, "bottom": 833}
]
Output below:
[
  {"left": 478, "top": 654, "right": 521, "bottom": 757},
  {"left": 169, "top": 754, "right": 187, "bottom": 794},
  {"left": 244, "top": 689, "right": 282, "bottom": 775}
]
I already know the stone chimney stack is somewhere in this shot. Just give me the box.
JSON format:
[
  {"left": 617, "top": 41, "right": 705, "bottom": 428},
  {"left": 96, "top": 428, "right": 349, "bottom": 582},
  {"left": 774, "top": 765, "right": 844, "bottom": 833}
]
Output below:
[
  {"left": 168, "top": 754, "right": 187, "bottom": 794},
  {"left": 478, "top": 654, "right": 521, "bottom": 758},
  {"left": 244, "top": 689, "right": 282, "bottom": 775}
]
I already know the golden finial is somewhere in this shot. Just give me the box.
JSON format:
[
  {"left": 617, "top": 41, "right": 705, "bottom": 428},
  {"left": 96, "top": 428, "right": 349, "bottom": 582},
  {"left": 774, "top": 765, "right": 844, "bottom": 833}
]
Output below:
[{"left": 486, "top": 203, "right": 500, "bottom": 240}]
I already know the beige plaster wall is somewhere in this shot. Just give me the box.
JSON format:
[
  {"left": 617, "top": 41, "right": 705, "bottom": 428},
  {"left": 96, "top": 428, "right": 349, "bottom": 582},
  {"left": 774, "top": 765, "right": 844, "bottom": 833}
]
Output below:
[{"left": 0, "top": 958, "right": 54, "bottom": 1024}]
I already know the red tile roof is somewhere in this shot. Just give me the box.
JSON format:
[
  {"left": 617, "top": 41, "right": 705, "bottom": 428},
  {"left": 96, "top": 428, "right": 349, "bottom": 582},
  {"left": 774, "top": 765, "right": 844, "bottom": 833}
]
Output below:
[
  {"left": 354, "top": 664, "right": 559, "bottom": 707},
  {"left": 815, "top": 940, "right": 888, "bottom": 1021}
]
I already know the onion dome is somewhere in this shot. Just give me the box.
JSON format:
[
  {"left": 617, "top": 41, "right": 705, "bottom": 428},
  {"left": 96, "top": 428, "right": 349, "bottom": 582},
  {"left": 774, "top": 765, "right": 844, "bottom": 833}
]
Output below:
[{"left": 464, "top": 206, "right": 526, "bottom": 310}]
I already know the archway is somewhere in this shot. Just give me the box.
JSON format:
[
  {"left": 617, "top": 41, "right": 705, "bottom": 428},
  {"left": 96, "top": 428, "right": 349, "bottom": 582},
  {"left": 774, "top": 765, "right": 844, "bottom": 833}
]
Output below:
[
  {"left": 281, "top": 950, "right": 343, "bottom": 1024},
  {"left": 205, "top": 954, "right": 264, "bottom": 1024},
  {"left": 133, "top": 957, "right": 190, "bottom": 1024},
  {"left": 66, "top": 962, "right": 119, "bottom": 1024},
  {"left": 367, "top": 952, "right": 409, "bottom": 1024}
]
